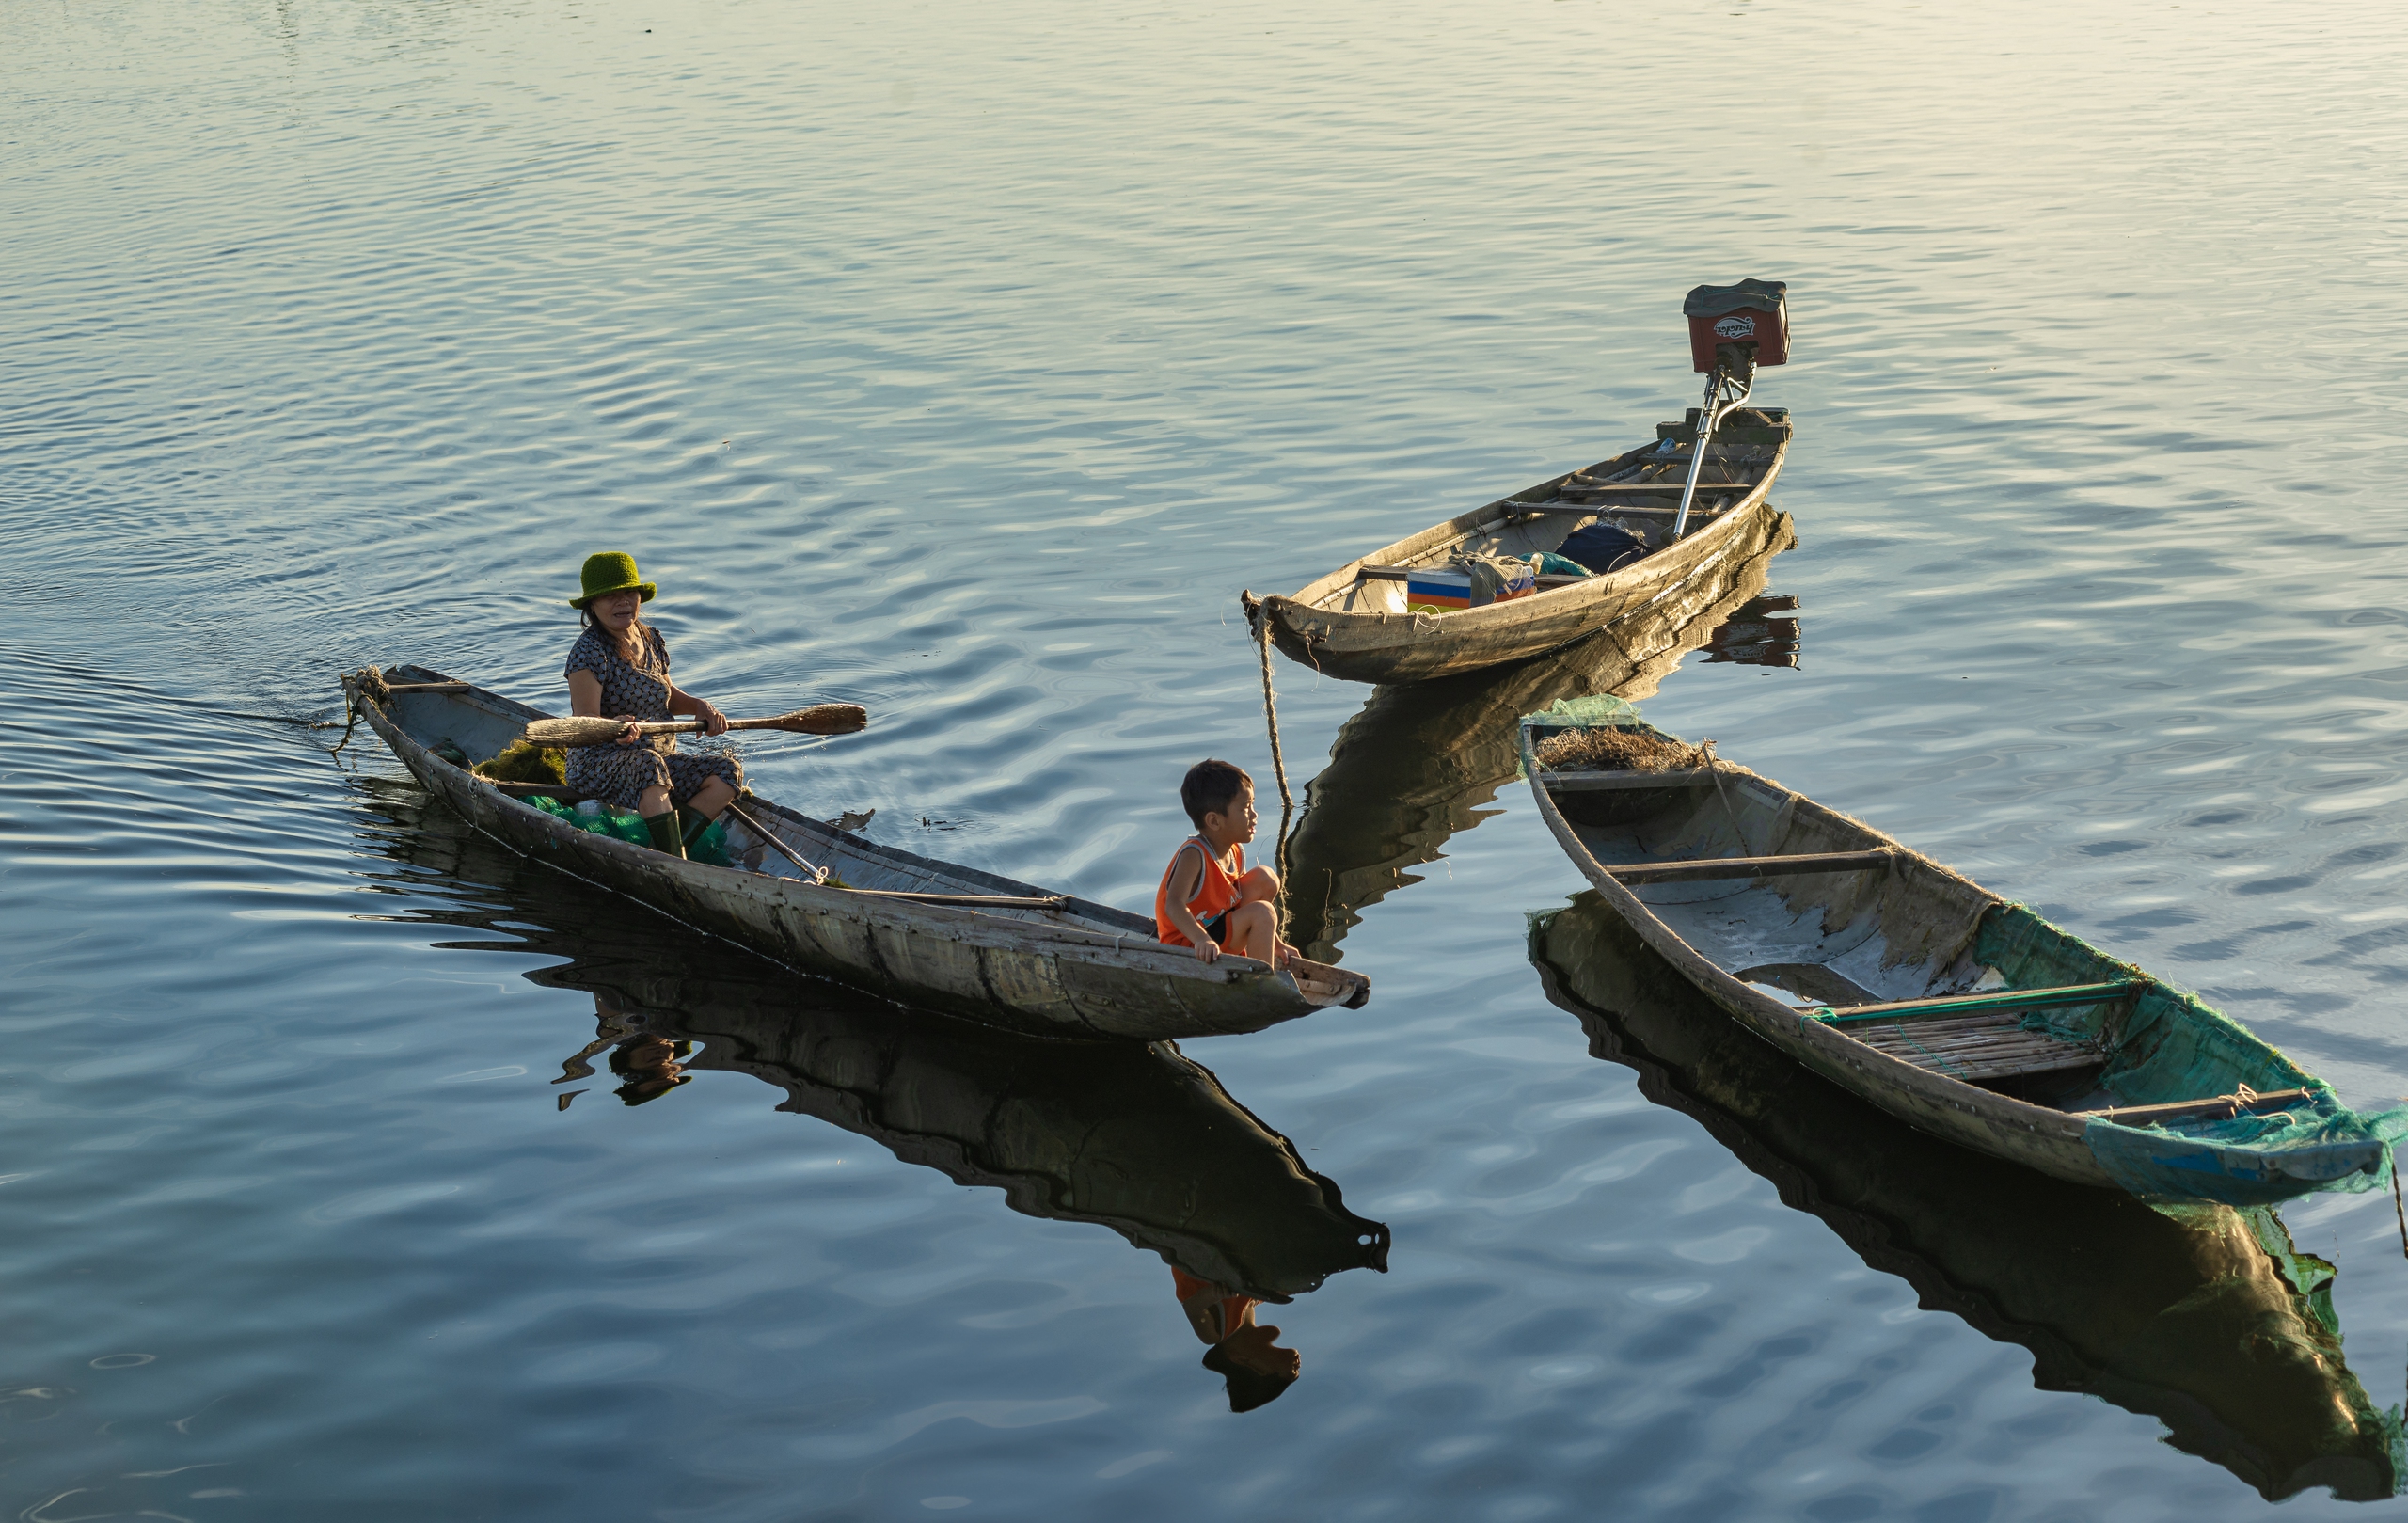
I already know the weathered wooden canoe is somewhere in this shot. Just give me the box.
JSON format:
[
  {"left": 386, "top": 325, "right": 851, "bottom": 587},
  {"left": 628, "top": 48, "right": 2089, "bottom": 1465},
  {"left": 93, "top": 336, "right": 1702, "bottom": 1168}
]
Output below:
[
  {"left": 1244, "top": 406, "right": 1792, "bottom": 684},
  {"left": 1281, "top": 509, "right": 1797, "bottom": 960},
  {"left": 359, "top": 795, "right": 1388, "bottom": 1311},
  {"left": 341, "top": 665, "right": 1369, "bottom": 1040},
  {"left": 1521, "top": 702, "right": 2404, "bottom": 1207},
  {"left": 1529, "top": 895, "right": 2400, "bottom": 1503}
]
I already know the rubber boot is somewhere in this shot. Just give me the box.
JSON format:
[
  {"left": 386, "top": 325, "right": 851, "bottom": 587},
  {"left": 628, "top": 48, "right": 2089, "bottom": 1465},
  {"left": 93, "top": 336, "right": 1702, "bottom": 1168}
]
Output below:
[
  {"left": 676, "top": 804, "right": 716, "bottom": 848},
  {"left": 642, "top": 811, "right": 686, "bottom": 859}
]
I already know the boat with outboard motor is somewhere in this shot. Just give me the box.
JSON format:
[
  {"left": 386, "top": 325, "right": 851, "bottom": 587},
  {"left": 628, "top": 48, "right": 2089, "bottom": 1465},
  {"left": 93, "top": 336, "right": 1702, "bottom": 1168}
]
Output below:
[
  {"left": 338, "top": 665, "right": 1369, "bottom": 1039},
  {"left": 1519, "top": 699, "right": 2405, "bottom": 1207},
  {"left": 1280, "top": 508, "right": 1797, "bottom": 960},
  {"left": 1243, "top": 280, "right": 1794, "bottom": 685},
  {"left": 1244, "top": 408, "right": 1790, "bottom": 685}
]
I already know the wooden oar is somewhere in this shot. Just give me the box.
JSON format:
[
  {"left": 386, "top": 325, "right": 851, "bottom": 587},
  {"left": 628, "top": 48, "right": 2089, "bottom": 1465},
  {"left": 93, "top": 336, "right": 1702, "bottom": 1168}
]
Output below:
[{"left": 521, "top": 704, "right": 867, "bottom": 748}]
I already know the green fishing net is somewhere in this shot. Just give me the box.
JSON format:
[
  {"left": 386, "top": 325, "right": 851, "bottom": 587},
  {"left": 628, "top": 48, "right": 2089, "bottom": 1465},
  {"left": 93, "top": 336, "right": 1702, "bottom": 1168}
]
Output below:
[{"left": 1977, "top": 903, "right": 2408, "bottom": 1206}]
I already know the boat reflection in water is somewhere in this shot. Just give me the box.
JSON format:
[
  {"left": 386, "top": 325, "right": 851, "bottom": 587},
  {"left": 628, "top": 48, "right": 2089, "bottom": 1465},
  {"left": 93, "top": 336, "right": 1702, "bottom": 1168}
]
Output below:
[
  {"left": 360, "top": 785, "right": 1389, "bottom": 1413},
  {"left": 1702, "top": 593, "right": 1800, "bottom": 668},
  {"left": 1284, "top": 511, "right": 1798, "bottom": 962},
  {"left": 1528, "top": 893, "right": 2402, "bottom": 1503}
]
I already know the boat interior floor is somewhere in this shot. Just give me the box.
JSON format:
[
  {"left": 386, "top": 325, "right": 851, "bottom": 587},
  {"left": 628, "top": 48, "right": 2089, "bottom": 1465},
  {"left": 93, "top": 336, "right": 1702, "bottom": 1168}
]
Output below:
[{"left": 1571, "top": 818, "right": 2111, "bottom": 1111}]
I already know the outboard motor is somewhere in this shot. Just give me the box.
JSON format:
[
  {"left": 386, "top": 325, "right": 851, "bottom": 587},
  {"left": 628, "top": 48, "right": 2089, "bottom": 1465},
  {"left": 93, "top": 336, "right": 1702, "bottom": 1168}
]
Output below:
[
  {"left": 1685, "top": 278, "right": 1789, "bottom": 374},
  {"left": 1671, "top": 278, "right": 1790, "bottom": 538}
]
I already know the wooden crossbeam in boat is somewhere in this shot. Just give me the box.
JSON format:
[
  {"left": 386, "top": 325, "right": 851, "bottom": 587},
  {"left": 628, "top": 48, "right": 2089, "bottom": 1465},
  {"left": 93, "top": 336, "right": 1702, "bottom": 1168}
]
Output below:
[
  {"left": 1604, "top": 849, "right": 1893, "bottom": 884},
  {"left": 1516, "top": 504, "right": 1730, "bottom": 518},
  {"left": 1354, "top": 565, "right": 1591, "bottom": 588},
  {"left": 1561, "top": 483, "right": 1756, "bottom": 492},
  {"left": 1815, "top": 979, "right": 2143, "bottom": 1024},
  {"left": 1537, "top": 768, "right": 1721, "bottom": 791},
  {"left": 2077, "top": 1087, "right": 2311, "bottom": 1126}
]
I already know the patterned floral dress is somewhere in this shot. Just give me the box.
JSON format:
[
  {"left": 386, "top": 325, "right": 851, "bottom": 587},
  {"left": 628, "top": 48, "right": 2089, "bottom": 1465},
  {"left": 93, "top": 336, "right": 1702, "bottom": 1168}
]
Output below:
[{"left": 562, "top": 624, "right": 744, "bottom": 811}]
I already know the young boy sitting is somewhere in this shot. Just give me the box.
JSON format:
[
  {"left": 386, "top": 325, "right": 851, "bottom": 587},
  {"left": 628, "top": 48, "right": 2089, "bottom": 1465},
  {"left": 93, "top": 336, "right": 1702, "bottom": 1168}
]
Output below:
[{"left": 1155, "top": 759, "right": 1288, "bottom": 966}]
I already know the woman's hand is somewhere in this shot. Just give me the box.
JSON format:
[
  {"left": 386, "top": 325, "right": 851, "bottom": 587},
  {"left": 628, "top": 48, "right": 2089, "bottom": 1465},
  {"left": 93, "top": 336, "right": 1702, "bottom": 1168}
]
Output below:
[
  {"left": 695, "top": 700, "right": 730, "bottom": 737},
  {"left": 614, "top": 714, "right": 645, "bottom": 746}
]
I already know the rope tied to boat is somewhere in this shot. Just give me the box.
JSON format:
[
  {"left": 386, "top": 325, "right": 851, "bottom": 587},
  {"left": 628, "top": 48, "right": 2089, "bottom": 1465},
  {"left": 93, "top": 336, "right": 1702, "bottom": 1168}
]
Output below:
[
  {"left": 2391, "top": 1143, "right": 2408, "bottom": 1261},
  {"left": 1696, "top": 739, "right": 1751, "bottom": 848},
  {"left": 330, "top": 666, "right": 391, "bottom": 758},
  {"left": 1250, "top": 601, "right": 1298, "bottom": 935}
]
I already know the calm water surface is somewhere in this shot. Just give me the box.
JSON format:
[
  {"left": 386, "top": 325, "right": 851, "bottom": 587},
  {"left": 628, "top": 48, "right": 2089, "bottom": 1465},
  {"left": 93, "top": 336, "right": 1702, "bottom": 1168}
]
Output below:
[{"left": 11, "top": 0, "right": 2408, "bottom": 1516}]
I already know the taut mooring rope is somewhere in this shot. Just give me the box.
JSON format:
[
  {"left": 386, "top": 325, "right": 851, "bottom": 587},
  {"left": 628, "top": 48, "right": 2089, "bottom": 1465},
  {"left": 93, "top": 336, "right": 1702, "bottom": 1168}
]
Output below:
[
  {"left": 2391, "top": 1144, "right": 2407, "bottom": 1261},
  {"left": 1251, "top": 602, "right": 1298, "bottom": 932}
]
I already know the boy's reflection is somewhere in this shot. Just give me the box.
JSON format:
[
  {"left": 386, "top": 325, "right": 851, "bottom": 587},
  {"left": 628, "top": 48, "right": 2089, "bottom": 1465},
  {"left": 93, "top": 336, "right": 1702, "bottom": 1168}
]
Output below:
[
  {"left": 559, "top": 1007, "right": 1307, "bottom": 1411},
  {"left": 1173, "top": 1266, "right": 1301, "bottom": 1412}
]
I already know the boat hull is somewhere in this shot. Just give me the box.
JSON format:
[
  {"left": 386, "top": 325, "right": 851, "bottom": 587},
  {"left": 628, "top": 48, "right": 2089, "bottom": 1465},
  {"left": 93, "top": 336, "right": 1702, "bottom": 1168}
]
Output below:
[
  {"left": 1249, "top": 415, "right": 1791, "bottom": 684},
  {"left": 346, "top": 673, "right": 1357, "bottom": 1041},
  {"left": 1528, "top": 894, "right": 2399, "bottom": 1503},
  {"left": 1520, "top": 721, "right": 2391, "bottom": 1205},
  {"left": 1282, "top": 513, "right": 1797, "bottom": 960}
]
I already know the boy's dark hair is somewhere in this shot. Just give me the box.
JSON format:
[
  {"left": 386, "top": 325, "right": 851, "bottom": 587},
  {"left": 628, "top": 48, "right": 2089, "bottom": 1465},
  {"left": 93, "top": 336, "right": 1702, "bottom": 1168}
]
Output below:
[{"left": 1181, "top": 759, "right": 1252, "bottom": 830}]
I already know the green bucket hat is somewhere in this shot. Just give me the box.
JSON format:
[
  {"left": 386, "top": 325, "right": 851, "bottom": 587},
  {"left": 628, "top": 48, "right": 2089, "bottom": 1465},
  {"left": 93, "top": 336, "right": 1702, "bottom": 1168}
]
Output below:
[{"left": 569, "top": 551, "right": 657, "bottom": 610}]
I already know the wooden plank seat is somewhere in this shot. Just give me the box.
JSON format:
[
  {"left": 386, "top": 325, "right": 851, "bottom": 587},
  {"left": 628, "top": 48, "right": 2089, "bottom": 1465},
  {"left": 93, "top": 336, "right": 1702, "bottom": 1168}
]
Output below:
[
  {"left": 1559, "top": 482, "right": 1758, "bottom": 492},
  {"left": 1354, "top": 564, "right": 1592, "bottom": 588},
  {"left": 1604, "top": 849, "right": 1893, "bottom": 885},
  {"left": 1816, "top": 979, "right": 2143, "bottom": 1024},
  {"left": 1514, "top": 503, "right": 1735, "bottom": 516},
  {"left": 1843, "top": 1010, "right": 2106, "bottom": 1082}
]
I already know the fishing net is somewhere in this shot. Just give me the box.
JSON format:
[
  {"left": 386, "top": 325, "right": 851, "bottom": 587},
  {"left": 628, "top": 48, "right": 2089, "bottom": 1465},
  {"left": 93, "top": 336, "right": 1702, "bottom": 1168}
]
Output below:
[
  {"left": 1974, "top": 903, "right": 2408, "bottom": 1206},
  {"left": 472, "top": 739, "right": 568, "bottom": 784},
  {"left": 518, "top": 793, "right": 737, "bottom": 866},
  {"left": 1533, "top": 727, "right": 1703, "bottom": 773}
]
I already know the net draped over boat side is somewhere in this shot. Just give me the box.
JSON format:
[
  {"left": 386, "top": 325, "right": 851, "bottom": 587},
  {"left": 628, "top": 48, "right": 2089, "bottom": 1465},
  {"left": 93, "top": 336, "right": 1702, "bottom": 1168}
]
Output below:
[{"left": 1974, "top": 905, "right": 2408, "bottom": 1205}]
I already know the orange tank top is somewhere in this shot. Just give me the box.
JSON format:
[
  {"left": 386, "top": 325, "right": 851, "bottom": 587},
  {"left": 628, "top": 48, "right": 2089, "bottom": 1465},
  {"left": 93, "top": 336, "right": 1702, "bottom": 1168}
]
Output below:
[{"left": 1155, "top": 834, "right": 1244, "bottom": 946}]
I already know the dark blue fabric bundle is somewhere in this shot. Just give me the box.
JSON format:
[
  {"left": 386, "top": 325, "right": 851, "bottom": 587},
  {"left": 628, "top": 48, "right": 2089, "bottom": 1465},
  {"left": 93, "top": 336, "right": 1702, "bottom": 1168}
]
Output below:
[{"left": 1556, "top": 522, "right": 1652, "bottom": 574}]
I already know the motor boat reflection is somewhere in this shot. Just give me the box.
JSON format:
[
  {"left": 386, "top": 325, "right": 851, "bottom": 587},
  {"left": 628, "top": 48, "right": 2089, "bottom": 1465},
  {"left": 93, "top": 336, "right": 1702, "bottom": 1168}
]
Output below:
[
  {"left": 1702, "top": 593, "right": 1800, "bottom": 667},
  {"left": 351, "top": 783, "right": 1389, "bottom": 1412},
  {"left": 1283, "top": 513, "right": 1798, "bottom": 961},
  {"left": 1528, "top": 892, "right": 2400, "bottom": 1503}
]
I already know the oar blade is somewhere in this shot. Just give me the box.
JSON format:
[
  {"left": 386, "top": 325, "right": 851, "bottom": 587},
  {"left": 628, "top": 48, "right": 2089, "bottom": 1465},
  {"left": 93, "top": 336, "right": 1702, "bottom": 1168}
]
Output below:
[
  {"left": 522, "top": 716, "right": 629, "bottom": 747},
  {"left": 762, "top": 704, "right": 868, "bottom": 735}
]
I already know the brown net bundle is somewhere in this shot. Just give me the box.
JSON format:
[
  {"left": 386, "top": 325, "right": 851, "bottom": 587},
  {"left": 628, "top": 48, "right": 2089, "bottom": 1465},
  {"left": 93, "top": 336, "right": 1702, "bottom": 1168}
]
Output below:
[
  {"left": 473, "top": 739, "right": 568, "bottom": 785},
  {"left": 1533, "top": 726, "right": 1704, "bottom": 774}
]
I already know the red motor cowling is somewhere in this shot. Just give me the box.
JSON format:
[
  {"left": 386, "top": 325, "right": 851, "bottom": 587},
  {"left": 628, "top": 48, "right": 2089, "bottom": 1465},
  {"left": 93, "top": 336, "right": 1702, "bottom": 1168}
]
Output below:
[{"left": 1685, "top": 279, "right": 1789, "bottom": 372}]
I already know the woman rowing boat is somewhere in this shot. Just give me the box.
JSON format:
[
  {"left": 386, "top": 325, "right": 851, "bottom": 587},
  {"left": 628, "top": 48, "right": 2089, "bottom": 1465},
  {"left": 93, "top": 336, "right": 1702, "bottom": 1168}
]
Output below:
[{"left": 563, "top": 551, "right": 742, "bottom": 858}]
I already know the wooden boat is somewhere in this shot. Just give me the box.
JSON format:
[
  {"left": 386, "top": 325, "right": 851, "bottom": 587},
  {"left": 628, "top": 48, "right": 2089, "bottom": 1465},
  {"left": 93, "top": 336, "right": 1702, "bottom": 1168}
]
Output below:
[
  {"left": 1281, "top": 510, "right": 1796, "bottom": 960},
  {"left": 1529, "top": 895, "right": 2400, "bottom": 1502},
  {"left": 340, "top": 666, "right": 1370, "bottom": 1040},
  {"left": 1243, "top": 406, "right": 1791, "bottom": 684},
  {"left": 355, "top": 795, "right": 1387, "bottom": 1404},
  {"left": 1521, "top": 703, "right": 2404, "bottom": 1207}
]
